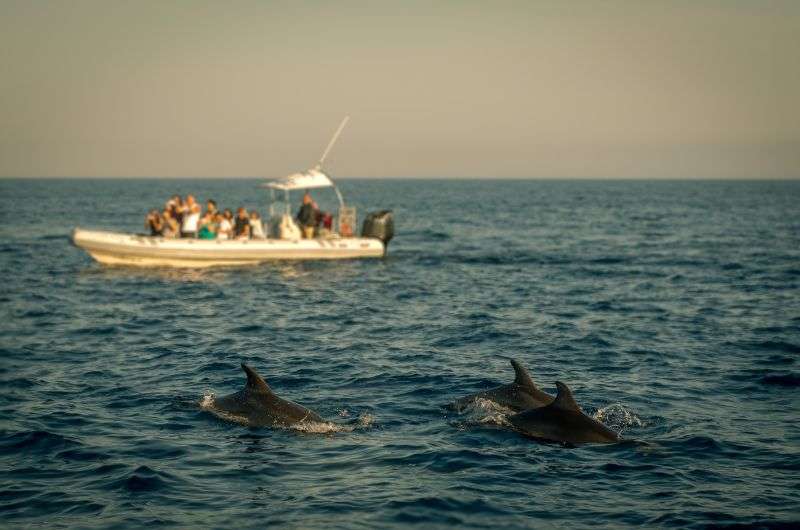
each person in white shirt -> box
[216,211,233,240]
[181,194,201,238]
[249,210,265,239]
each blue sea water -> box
[1,178,799,529]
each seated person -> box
[233,207,251,239]
[145,209,164,236]
[198,212,217,239]
[318,212,333,237]
[217,211,233,240]
[170,195,185,225]
[161,209,180,238]
[249,210,265,239]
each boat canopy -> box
[261,116,350,213]
[263,168,334,191]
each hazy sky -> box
[1,1,798,178]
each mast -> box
[316,116,350,170]
[315,116,349,209]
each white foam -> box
[199,392,215,409]
[593,403,645,434]
[291,420,342,434]
[293,411,375,434]
[357,412,374,428]
[456,397,515,427]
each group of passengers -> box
[145,195,265,240]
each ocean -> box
[1,178,799,529]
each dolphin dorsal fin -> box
[552,381,581,411]
[241,363,273,394]
[510,359,537,390]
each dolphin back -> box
[509,381,619,444]
[211,364,324,428]
[448,359,553,413]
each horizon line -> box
[2,175,799,181]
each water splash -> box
[454,397,515,428]
[356,412,375,428]
[290,420,343,434]
[199,392,215,409]
[593,403,645,434]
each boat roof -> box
[263,168,334,191]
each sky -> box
[1,0,798,179]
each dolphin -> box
[210,363,324,427]
[508,381,620,445]
[449,359,554,413]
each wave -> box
[112,465,175,494]
[0,430,79,456]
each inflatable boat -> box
[71,225,390,267]
[71,117,394,267]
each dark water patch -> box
[387,496,508,521]
[0,430,79,455]
[577,333,613,348]
[588,256,630,265]
[70,324,120,336]
[704,522,800,529]
[0,489,39,503]
[412,229,451,241]
[432,328,519,347]
[4,377,36,389]
[232,324,265,333]
[721,262,744,270]
[122,317,166,330]
[57,448,109,462]
[759,373,800,387]
[757,457,800,472]
[90,463,129,476]
[751,341,800,355]
[601,462,659,474]
[1,494,105,519]
[760,355,797,365]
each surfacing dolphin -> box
[449,359,554,413]
[508,381,620,445]
[210,363,324,427]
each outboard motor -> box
[361,210,394,249]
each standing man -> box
[296,192,316,239]
[181,195,201,238]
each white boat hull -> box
[72,229,386,267]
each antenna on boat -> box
[316,116,350,170]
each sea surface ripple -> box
[1,178,799,529]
